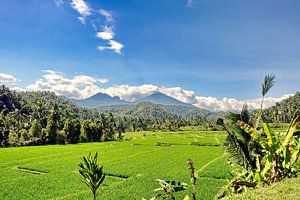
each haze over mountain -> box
[73,92,194,108]
[72,93,128,107]
[137,92,193,107]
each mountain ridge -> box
[72,91,194,108]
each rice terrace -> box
[0,129,230,200]
[1,0,300,200]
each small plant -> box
[144,159,198,200]
[187,159,197,200]
[78,152,105,200]
[146,179,188,200]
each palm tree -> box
[78,152,105,200]
[221,75,276,171]
[255,74,275,128]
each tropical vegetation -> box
[218,75,300,196]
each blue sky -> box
[0,0,299,111]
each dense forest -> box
[258,92,300,123]
[0,85,210,147]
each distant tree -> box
[0,115,9,147]
[56,130,66,144]
[20,129,29,142]
[81,120,93,142]
[28,119,42,138]
[97,113,107,142]
[116,119,125,140]
[45,118,57,144]
[63,119,80,144]
[106,113,116,141]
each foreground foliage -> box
[219,75,300,196]
[223,175,300,200]
[145,159,198,200]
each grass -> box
[0,129,230,200]
[223,176,300,200]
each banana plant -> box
[221,74,300,194]
[237,114,300,185]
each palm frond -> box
[223,122,253,170]
[262,74,275,97]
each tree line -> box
[0,85,210,147]
[251,91,300,123]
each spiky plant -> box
[78,152,105,200]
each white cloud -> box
[77,16,86,24]
[96,26,115,40]
[72,75,97,85]
[0,73,17,83]
[65,0,124,54]
[27,79,53,91]
[26,70,109,99]
[98,40,124,54]
[99,9,113,22]
[101,84,159,102]
[194,95,293,112]
[20,70,292,111]
[98,78,108,83]
[159,87,196,104]
[70,0,92,23]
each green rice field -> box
[0,129,230,200]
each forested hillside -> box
[98,102,211,118]
[261,92,300,123]
[0,85,119,146]
[0,85,212,147]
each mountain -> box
[73,93,129,108]
[72,92,193,108]
[137,92,193,107]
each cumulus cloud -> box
[194,95,293,112]
[96,26,115,40]
[101,84,159,102]
[159,87,196,104]
[98,40,124,54]
[26,70,108,99]
[0,73,17,83]
[20,70,292,111]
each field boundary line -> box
[196,154,226,174]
